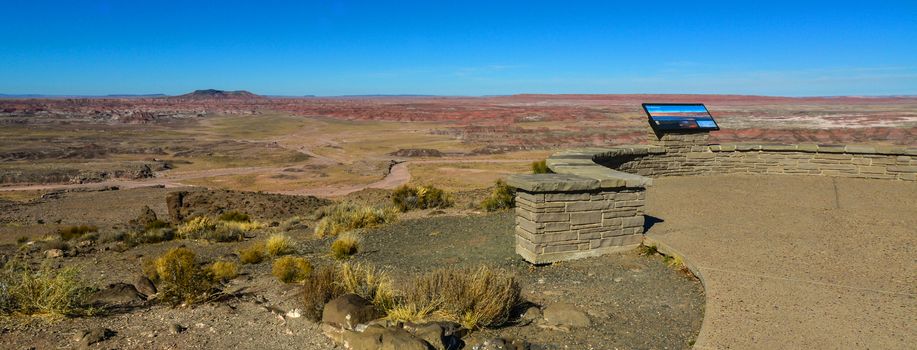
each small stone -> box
[322,294,383,330]
[286,308,301,319]
[613,277,623,283]
[169,323,185,334]
[45,249,64,259]
[542,303,591,328]
[133,275,157,298]
[473,338,529,350]
[521,306,542,321]
[76,327,116,347]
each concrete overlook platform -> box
[646,175,916,349]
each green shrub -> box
[131,228,176,245]
[330,232,361,260]
[218,211,251,223]
[388,266,521,330]
[272,256,312,283]
[392,185,453,212]
[209,260,240,282]
[532,159,553,174]
[480,179,515,212]
[57,225,98,241]
[0,261,95,317]
[149,248,214,305]
[238,242,266,264]
[143,219,171,231]
[314,203,397,238]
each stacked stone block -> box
[507,174,648,264]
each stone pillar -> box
[507,174,646,264]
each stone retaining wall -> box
[602,143,917,181]
[508,132,917,264]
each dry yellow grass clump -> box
[177,215,265,242]
[272,256,312,283]
[330,232,361,260]
[265,233,294,256]
[315,203,396,238]
[209,260,240,282]
[480,179,515,212]
[387,266,521,330]
[300,262,395,321]
[391,185,453,212]
[0,262,95,317]
[146,247,214,305]
[238,241,267,264]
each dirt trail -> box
[0,159,532,198]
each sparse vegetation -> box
[57,225,98,241]
[337,262,395,312]
[532,159,553,174]
[272,256,312,283]
[637,244,658,256]
[177,216,263,242]
[265,233,294,256]
[218,211,251,222]
[238,242,267,264]
[0,261,95,317]
[391,184,453,212]
[387,265,521,330]
[147,247,214,305]
[480,179,515,212]
[299,262,395,320]
[330,232,361,260]
[314,203,396,238]
[301,265,344,321]
[209,260,240,282]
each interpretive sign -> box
[643,103,719,132]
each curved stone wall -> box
[557,143,917,181]
[510,140,916,264]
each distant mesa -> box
[174,89,267,100]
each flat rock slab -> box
[542,303,591,328]
[645,175,917,349]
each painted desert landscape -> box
[1,91,915,349]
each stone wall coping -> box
[709,143,917,156]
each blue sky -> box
[1,1,915,96]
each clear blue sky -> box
[2,1,915,96]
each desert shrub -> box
[16,236,29,245]
[149,248,214,305]
[208,260,240,282]
[143,219,171,231]
[218,211,250,223]
[337,262,395,312]
[480,179,515,212]
[0,261,95,317]
[532,159,553,174]
[280,216,309,231]
[131,227,176,245]
[314,203,397,238]
[176,217,218,238]
[176,216,259,242]
[272,256,312,283]
[238,242,267,264]
[57,225,98,241]
[301,265,344,321]
[299,262,395,320]
[265,234,294,257]
[330,232,361,260]
[388,266,521,330]
[392,185,454,212]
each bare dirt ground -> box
[0,188,702,350]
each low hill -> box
[173,89,267,100]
